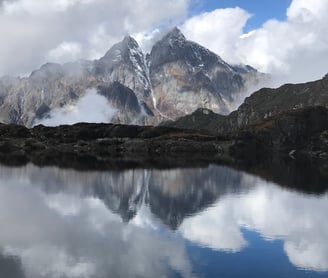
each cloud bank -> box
[182,0,328,84]
[0,0,327,86]
[35,89,117,126]
[0,0,189,75]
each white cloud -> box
[181,7,251,65]
[179,203,247,252]
[47,41,82,63]
[132,28,164,53]
[0,0,189,76]
[182,0,328,84]
[35,89,117,126]
[0,0,327,95]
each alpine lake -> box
[0,160,327,278]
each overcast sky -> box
[0,0,327,84]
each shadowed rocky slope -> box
[167,74,328,134]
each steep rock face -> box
[0,36,153,126]
[97,82,152,124]
[0,28,264,126]
[235,74,328,128]
[94,36,155,113]
[247,106,328,150]
[149,28,261,119]
[0,62,97,126]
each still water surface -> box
[0,164,327,278]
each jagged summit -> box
[119,35,141,55]
[100,35,142,64]
[162,27,186,45]
[30,62,64,81]
[122,34,137,44]
[0,27,265,126]
[231,64,257,74]
[94,34,150,90]
[149,27,188,69]
[149,26,229,71]
[93,34,153,113]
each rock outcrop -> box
[0,121,233,171]
[234,74,328,129]
[0,105,327,175]
[229,106,328,162]
[167,74,328,134]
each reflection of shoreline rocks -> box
[0,107,327,164]
[0,106,327,193]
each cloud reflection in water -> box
[0,164,326,277]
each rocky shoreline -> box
[0,121,232,168]
[0,106,327,191]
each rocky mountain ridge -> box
[167,74,328,134]
[0,28,264,127]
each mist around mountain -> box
[0,28,265,127]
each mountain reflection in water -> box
[0,164,327,278]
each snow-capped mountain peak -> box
[165,27,187,46]
[0,27,265,126]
